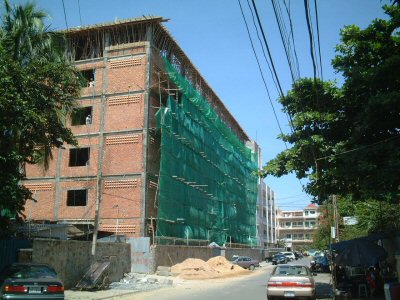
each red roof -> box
[305,203,317,209]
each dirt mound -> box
[171,256,249,279]
[206,256,248,274]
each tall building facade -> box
[256,181,277,248]
[276,204,319,250]
[22,17,259,245]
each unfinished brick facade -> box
[22,17,253,240]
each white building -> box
[276,204,319,250]
[257,181,277,248]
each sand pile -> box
[171,256,249,279]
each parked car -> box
[232,256,260,270]
[271,254,288,265]
[267,265,317,300]
[0,263,64,299]
[279,251,296,261]
[310,255,330,273]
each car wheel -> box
[249,264,255,271]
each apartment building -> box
[22,17,259,246]
[276,204,319,250]
[256,182,277,248]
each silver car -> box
[267,265,316,300]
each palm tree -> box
[1,0,66,65]
[0,0,81,222]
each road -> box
[118,257,333,300]
[65,257,332,299]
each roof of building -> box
[305,203,317,209]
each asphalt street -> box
[117,257,333,300]
[65,257,333,300]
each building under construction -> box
[23,17,259,246]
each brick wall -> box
[22,41,150,237]
[102,134,143,175]
[24,149,58,178]
[23,183,56,221]
[105,93,145,131]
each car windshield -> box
[273,266,310,276]
[7,265,57,279]
[274,254,285,258]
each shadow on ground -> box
[316,281,332,299]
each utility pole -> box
[91,172,102,260]
[333,195,339,242]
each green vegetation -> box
[0,1,80,222]
[312,197,400,247]
[263,4,400,204]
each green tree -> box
[263,4,400,203]
[311,205,331,249]
[0,1,80,221]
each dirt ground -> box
[65,257,264,300]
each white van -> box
[279,251,296,261]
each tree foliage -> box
[0,1,80,220]
[263,5,400,203]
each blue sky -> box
[7,0,391,209]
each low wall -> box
[32,239,130,289]
[151,244,263,273]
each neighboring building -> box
[256,181,277,248]
[22,17,259,246]
[276,204,319,250]
[250,141,277,249]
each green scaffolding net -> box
[155,58,259,246]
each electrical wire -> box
[246,0,280,97]
[283,0,301,79]
[271,0,296,82]
[61,0,68,29]
[248,0,314,197]
[314,0,323,81]
[77,0,83,26]
[316,135,400,161]
[304,0,317,83]
[237,0,287,147]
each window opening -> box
[79,69,95,87]
[67,189,87,206]
[71,106,93,126]
[69,147,90,166]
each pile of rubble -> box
[109,272,173,292]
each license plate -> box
[284,291,295,297]
[29,286,42,293]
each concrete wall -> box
[151,245,264,273]
[32,239,130,289]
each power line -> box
[314,0,323,81]
[316,135,400,161]
[271,0,294,82]
[251,0,286,103]
[303,0,317,82]
[237,0,286,146]
[283,0,301,79]
[271,0,299,82]
[245,0,280,97]
[250,0,297,138]
[61,0,68,29]
[77,0,83,26]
